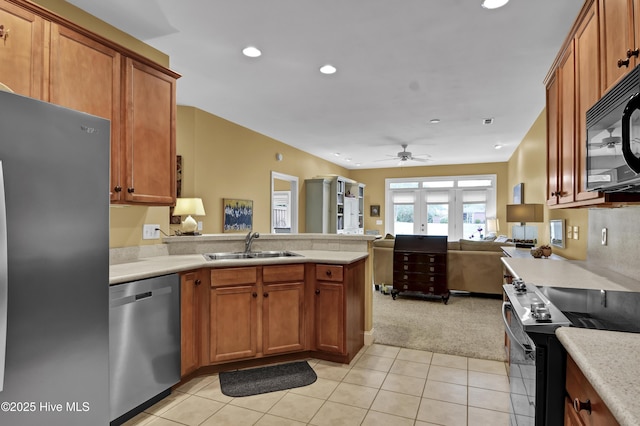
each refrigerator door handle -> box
[0,161,7,392]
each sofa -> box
[372,236,514,295]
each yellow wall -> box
[351,163,510,236]
[175,107,350,234]
[506,110,588,260]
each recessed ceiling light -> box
[242,46,262,58]
[334,152,341,157]
[320,64,337,75]
[483,118,494,125]
[494,144,503,149]
[430,118,441,124]
[481,0,509,9]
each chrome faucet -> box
[244,231,260,253]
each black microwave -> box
[586,65,640,192]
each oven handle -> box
[502,302,534,356]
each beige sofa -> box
[372,237,514,295]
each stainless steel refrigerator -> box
[0,91,110,425]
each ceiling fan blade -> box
[410,157,431,162]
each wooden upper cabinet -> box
[0,0,44,98]
[575,4,605,202]
[546,73,560,206]
[120,58,176,205]
[559,43,576,204]
[49,24,122,201]
[599,0,637,94]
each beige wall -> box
[506,110,588,260]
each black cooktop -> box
[563,311,640,333]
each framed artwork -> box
[513,183,524,204]
[223,198,253,232]
[370,204,380,217]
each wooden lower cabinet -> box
[209,264,306,363]
[180,269,208,377]
[565,353,618,425]
[314,261,365,362]
[262,265,305,355]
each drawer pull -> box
[315,289,320,295]
[573,398,591,414]
[325,270,332,277]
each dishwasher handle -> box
[135,291,152,301]
[502,302,534,357]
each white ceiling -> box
[67,0,583,169]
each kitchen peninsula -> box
[110,233,375,379]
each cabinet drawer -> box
[394,252,446,264]
[316,264,343,282]
[210,267,257,287]
[565,354,617,426]
[395,262,446,274]
[263,264,305,283]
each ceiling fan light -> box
[481,0,509,9]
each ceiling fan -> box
[589,128,621,150]
[377,144,432,163]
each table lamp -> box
[173,198,206,235]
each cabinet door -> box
[547,73,561,206]
[0,0,44,98]
[559,42,576,204]
[210,284,258,362]
[314,281,344,354]
[122,58,176,205]
[575,3,605,203]
[263,282,305,355]
[599,0,635,93]
[49,24,121,201]
[180,271,200,376]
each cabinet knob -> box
[627,48,640,58]
[573,398,591,414]
[325,270,332,277]
[113,185,122,193]
[315,289,320,295]
[195,279,201,286]
[0,25,8,42]
[127,187,135,193]
[618,58,631,68]
[263,292,269,298]
[252,292,258,298]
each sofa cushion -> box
[373,238,395,248]
[459,239,512,252]
[447,241,460,250]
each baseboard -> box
[364,328,374,346]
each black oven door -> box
[502,302,536,425]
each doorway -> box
[271,171,299,233]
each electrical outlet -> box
[142,224,160,240]
[573,226,579,240]
[602,228,608,245]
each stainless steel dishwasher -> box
[109,274,180,425]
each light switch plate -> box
[601,228,608,245]
[142,224,160,240]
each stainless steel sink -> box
[203,251,300,260]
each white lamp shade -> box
[173,198,206,216]
[486,218,499,233]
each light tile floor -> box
[123,344,511,426]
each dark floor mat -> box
[219,361,317,397]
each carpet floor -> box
[373,290,507,361]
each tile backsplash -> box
[588,206,640,280]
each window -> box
[386,175,496,240]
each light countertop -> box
[501,257,640,292]
[109,250,368,285]
[557,327,640,426]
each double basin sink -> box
[203,251,301,261]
